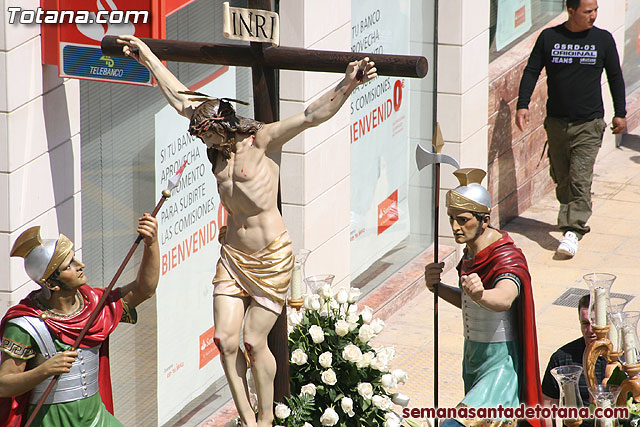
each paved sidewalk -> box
[193,132,640,425]
[374,132,640,412]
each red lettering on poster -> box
[161,219,218,275]
[377,190,399,235]
[393,80,403,112]
[514,6,526,27]
[199,325,219,369]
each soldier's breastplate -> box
[29,346,101,404]
[7,316,101,404]
[462,293,517,342]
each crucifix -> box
[101,0,427,421]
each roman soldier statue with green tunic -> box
[424,168,543,427]
[0,214,159,427]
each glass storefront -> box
[489,0,564,62]
[349,0,435,297]
[623,0,640,94]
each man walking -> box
[516,0,626,257]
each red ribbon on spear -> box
[24,160,188,427]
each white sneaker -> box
[556,231,579,257]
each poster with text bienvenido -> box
[350,1,410,280]
[154,69,234,425]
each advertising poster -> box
[154,69,235,425]
[350,1,410,279]
[495,0,532,51]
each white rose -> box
[381,395,393,409]
[329,298,340,311]
[300,383,317,396]
[321,284,333,299]
[291,348,308,365]
[309,325,325,343]
[335,288,348,304]
[346,311,359,324]
[381,373,397,390]
[392,369,408,384]
[341,396,355,417]
[369,356,387,371]
[348,288,361,303]
[321,368,337,385]
[356,351,374,368]
[360,306,373,324]
[335,319,350,337]
[357,382,373,400]
[348,304,358,314]
[384,417,401,427]
[391,392,410,407]
[348,321,358,332]
[303,424,313,427]
[371,318,385,334]
[342,344,363,363]
[358,324,375,343]
[319,307,330,317]
[372,395,386,409]
[275,403,291,419]
[375,346,395,366]
[305,294,321,311]
[320,407,340,426]
[319,351,333,368]
[288,309,303,326]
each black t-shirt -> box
[541,336,607,405]
[517,23,626,121]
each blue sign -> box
[61,43,152,85]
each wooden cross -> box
[101,0,427,403]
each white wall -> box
[0,1,82,315]
[436,0,490,253]
[279,0,352,289]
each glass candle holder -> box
[588,385,621,427]
[611,311,640,366]
[551,365,584,409]
[295,249,311,294]
[584,273,617,328]
[305,274,335,295]
[607,297,630,353]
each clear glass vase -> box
[611,311,640,366]
[607,297,630,353]
[294,249,311,295]
[589,385,621,427]
[305,274,335,295]
[551,365,584,411]
[584,273,617,328]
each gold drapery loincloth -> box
[213,227,294,314]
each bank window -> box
[490,0,564,62]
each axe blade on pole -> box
[415,122,459,420]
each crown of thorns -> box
[179,91,250,135]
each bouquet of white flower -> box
[274,284,410,426]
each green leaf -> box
[607,366,629,386]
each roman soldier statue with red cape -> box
[424,168,543,427]
[0,214,159,427]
